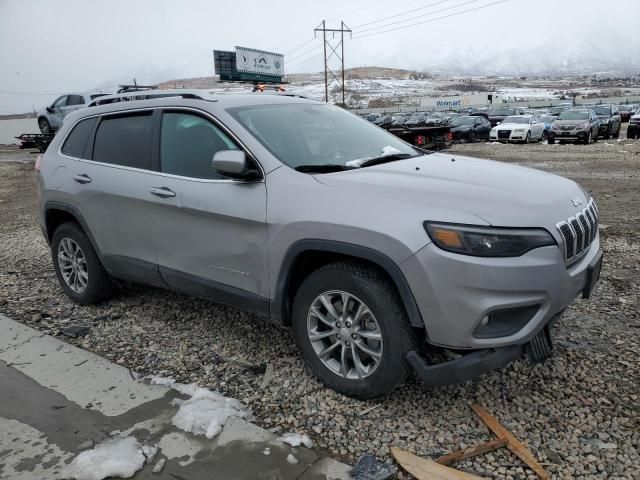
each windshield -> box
[539,115,555,122]
[594,106,611,115]
[502,116,529,124]
[489,109,514,116]
[450,117,476,126]
[228,103,417,169]
[558,111,589,120]
[618,106,630,111]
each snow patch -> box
[66,436,145,480]
[381,145,402,156]
[277,432,314,449]
[286,453,299,464]
[145,376,251,440]
[171,386,249,439]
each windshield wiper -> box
[294,164,356,173]
[356,153,417,168]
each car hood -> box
[554,120,588,127]
[495,122,529,129]
[313,153,587,228]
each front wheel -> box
[585,130,592,144]
[38,118,52,134]
[525,131,531,143]
[548,137,555,144]
[292,262,417,399]
[51,222,115,305]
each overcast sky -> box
[1,0,639,114]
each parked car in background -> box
[627,111,640,139]
[374,114,393,129]
[538,114,556,138]
[449,115,491,142]
[593,105,621,139]
[390,113,410,128]
[404,113,427,128]
[549,105,570,117]
[487,107,525,126]
[37,93,107,134]
[425,112,446,126]
[617,105,633,122]
[37,90,603,398]
[489,115,545,143]
[548,109,600,144]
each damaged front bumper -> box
[406,321,556,387]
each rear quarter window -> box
[61,117,98,158]
[92,112,153,169]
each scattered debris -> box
[65,436,145,480]
[286,453,299,464]
[263,447,271,456]
[436,438,507,466]
[470,403,550,480]
[142,444,158,463]
[259,363,274,390]
[60,325,90,338]
[358,404,381,417]
[392,447,485,480]
[351,453,395,480]
[277,432,314,449]
[151,457,166,474]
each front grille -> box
[498,130,511,139]
[556,198,599,263]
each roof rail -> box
[87,90,209,107]
[117,84,158,93]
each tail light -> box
[447,132,453,141]
[35,154,43,173]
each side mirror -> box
[46,106,54,113]
[212,150,259,180]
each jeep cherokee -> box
[37,90,603,399]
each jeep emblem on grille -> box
[571,197,583,207]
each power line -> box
[284,37,316,56]
[352,0,509,39]
[352,0,451,29]
[356,0,483,35]
[286,42,322,65]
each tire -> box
[525,131,531,143]
[548,137,555,144]
[291,262,417,399]
[584,130,592,145]
[604,126,611,139]
[468,131,476,143]
[612,127,619,139]
[592,128,598,142]
[38,118,52,134]
[51,222,115,305]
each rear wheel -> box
[292,262,417,399]
[38,118,51,134]
[51,222,115,305]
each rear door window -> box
[160,112,239,179]
[61,117,97,158]
[92,112,153,169]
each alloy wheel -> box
[307,290,383,379]
[39,119,50,134]
[57,237,88,293]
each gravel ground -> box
[1,133,639,479]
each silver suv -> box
[37,90,603,398]
[37,93,106,134]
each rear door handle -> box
[73,174,92,184]
[149,186,176,198]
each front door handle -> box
[149,186,176,198]
[73,174,92,184]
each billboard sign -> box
[420,94,491,109]
[235,46,284,77]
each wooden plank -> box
[391,447,487,480]
[470,404,550,480]
[436,439,508,466]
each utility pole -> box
[314,21,351,105]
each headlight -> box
[514,128,525,133]
[424,223,556,257]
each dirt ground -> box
[0,131,638,479]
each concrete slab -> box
[0,314,350,479]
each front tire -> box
[38,118,52,134]
[51,222,115,305]
[292,262,417,399]
[525,131,531,143]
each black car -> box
[448,115,491,142]
[404,113,427,128]
[593,105,621,139]
[374,114,393,129]
[487,107,525,126]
